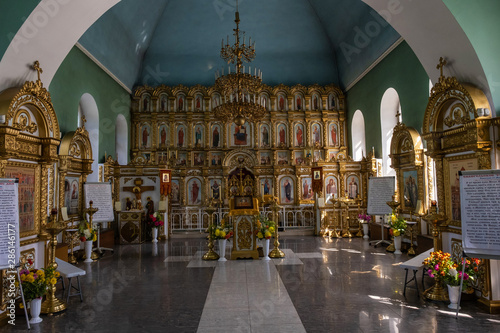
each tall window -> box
[79,93,99,182]
[116,114,128,165]
[380,88,401,176]
[351,110,366,161]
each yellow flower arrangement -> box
[254,214,276,239]
[19,264,59,301]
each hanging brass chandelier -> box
[214,4,265,126]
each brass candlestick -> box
[339,195,355,238]
[385,196,400,253]
[423,204,449,301]
[406,209,417,256]
[84,201,99,261]
[202,199,219,260]
[65,229,79,264]
[355,197,363,237]
[41,211,67,314]
[329,197,341,238]
[269,197,285,258]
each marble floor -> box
[5,236,500,332]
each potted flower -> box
[358,213,371,239]
[148,211,164,243]
[78,220,97,263]
[254,215,276,260]
[19,263,60,324]
[210,222,233,261]
[423,251,482,309]
[388,213,406,254]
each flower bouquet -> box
[388,213,406,237]
[210,222,233,240]
[19,265,60,301]
[423,251,481,288]
[78,220,97,242]
[358,213,371,223]
[254,214,276,240]
[148,211,164,228]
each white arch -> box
[351,110,366,161]
[80,93,99,181]
[115,114,128,165]
[0,0,118,92]
[380,88,401,176]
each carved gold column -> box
[39,163,50,241]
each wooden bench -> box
[55,258,86,302]
[400,248,433,296]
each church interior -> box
[1,0,500,332]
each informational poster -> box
[367,176,395,215]
[460,170,500,259]
[84,182,114,223]
[0,179,20,269]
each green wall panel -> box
[346,41,429,159]
[0,0,40,59]
[49,46,131,163]
[443,0,500,114]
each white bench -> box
[55,258,86,302]
[400,248,433,296]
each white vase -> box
[29,298,43,324]
[362,223,369,240]
[152,228,158,243]
[394,235,402,254]
[218,239,227,262]
[263,238,271,261]
[447,285,461,309]
[84,240,93,263]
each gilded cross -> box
[81,115,87,129]
[33,61,43,82]
[436,57,447,78]
[395,109,401,124]
[238,168,245,194]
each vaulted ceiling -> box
[77,0,400,90]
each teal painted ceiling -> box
[78,0,401,90]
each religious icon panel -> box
[176,124,187,148]
[295,94,303,110]
[177,95,185,111]
[230,123,251,147]
[171,179,180,204]
[279,177,294,205]
[260,152,272,165]
[301,177,313,201]
[211,124,222,148]
[324,175,338,201]
[140,123,152,149]
[176,152,187,166]
[276,122,287,146]
[64,176,80,215]
[260,123,270,147]
[209,178,222,200]
[294,151,305,165]
[294,123,305,147]
[158,124,169,147]
[402,170,419,211]
[311,122,322,146]
[328,122,338,147]
[186,178,202,205]
[210,152,223,166]
[346,175,359,199]
[260,177,273,197]
[446,157,478,221]
[194,94,203,111]
[159,94,168,112]
[192,152,205,166]
[277,151,289,165]
[193,124,205,147]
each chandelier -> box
[214,4,265,126]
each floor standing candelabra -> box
[202,200,219,260]
[269,197,285,258]
[423,204,449,301]
[355,197,363,237]
[84,201,99,261]
[385,197,401,253]
[41,211,67,314]
[328,197,341,238]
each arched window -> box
[79,93,99,182]
[380,88,401,176]
[115,114,128,165]
[351,110,366,161]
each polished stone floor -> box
[5,236,500,332]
